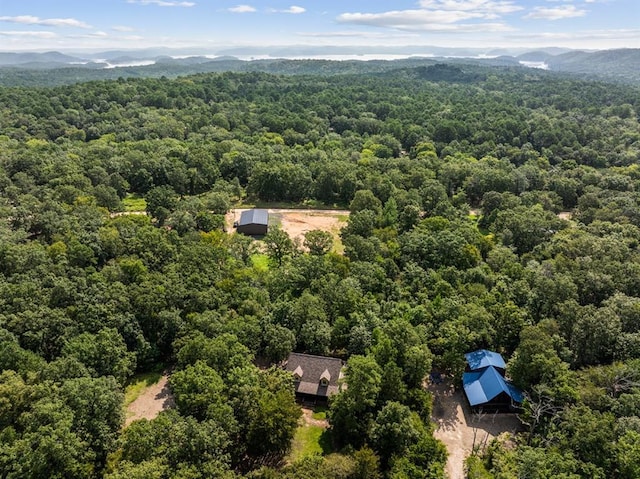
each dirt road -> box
[429,380,522,479]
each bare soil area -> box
[429,380,522,479]
[301,407,329,428]
[125,372,174,426]
[278,210,348,246]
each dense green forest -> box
[0,64,640,478]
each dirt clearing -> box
[301,406,329,428]
[276,210,348,247]
[125,372,174,426]
[429,380,522,479]
[226,208,349,251]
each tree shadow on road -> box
[429,379,461,432]
[155,377,175,409]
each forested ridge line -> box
[1,50,638,87]
[0,67,640,478]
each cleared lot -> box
[226,208,349,251]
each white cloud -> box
[524,5,587,20]
[338,10,514,32]
[338,9,505,29]
[426,22,514,32]
[282,6,306,14]
[0,15,91,28]
[339,10,479,27]
[127,0,195,6]
[228,5,256,13]
[418,0,523,14]
[269,5,306,14]
[337,1,523,32]
[0,30,57,38]
[69,31,110,39]
[112,26,135,32]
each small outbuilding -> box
[462,349,523,411]
[235,209,269,236]
[284,352,343,402]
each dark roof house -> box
[284,352,343,401]
[236,209,268,236]
[462,349,523,411]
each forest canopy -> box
[0,63,639,478]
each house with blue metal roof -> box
[462,349,523,411]
[235,209,269,236]
[464,349,506,373]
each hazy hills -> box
[0,47,638,86]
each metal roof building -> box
[464,349,506,372]
[236,209,269,236]
[463,365,523,408]
[462,349,523,411]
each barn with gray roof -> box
[235,209,269,236]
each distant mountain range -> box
[0,47,638,85]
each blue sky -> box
[0,0,638,52]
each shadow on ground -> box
[155,379,175,410]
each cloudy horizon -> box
[0,0,638,53]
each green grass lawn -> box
[311,407,328,421]
[288,405,333,462]
[326,224,345,255]
[289,424,332,462]
[124,369,164,407]
[122,194,147,212]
